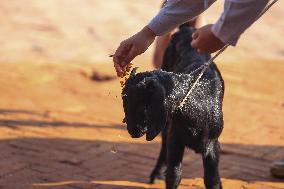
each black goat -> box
[121,26,224,189]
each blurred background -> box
[0,1,283,189]
[1,0,283,63]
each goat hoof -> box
[206,183,222,189]
[149,177,163,184]
[149,172,166,184]
[149,176,164,184]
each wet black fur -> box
[122,26,224,189]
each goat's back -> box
[161,26,225,141]
[162,26,224,95]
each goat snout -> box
[127,124,147,138]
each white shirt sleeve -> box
[148,0,216,36]
[212,0,269,46]
[148,0,269,46]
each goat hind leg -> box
[202,140,222,189]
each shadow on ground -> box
[0,137,283,189]
[0,108,123,130]
[0,108,283,188]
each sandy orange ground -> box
[0,59,283,189]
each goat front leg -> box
[166,135,185,189]
[150,130,168,183]
[202,140,222,189]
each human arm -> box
[113,0,270,76]
[113,26,156,77]
[114,0,212,76]
[192,0,269,53]
[148,0,216,36]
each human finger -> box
[115,41,127,57]
[114,41,131,65]
[113,55,120,65]
[191,37,199,49]
[126,64,132,72]
[113,55,125,77]
[192,31,199,40]
[123,46,138,65]
[121,61,128,74]
[114,62,124,77]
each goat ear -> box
[145,81,167,141]
[137,77,155,89]
[130,67,139,78]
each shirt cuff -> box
[148,15,165,36]
[211,21,239,46]
[148,11,178,36]
[211,0,269,46]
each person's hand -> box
[113,26,156,77]
[191,24,225,54]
